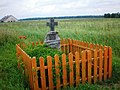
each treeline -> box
[20,15,103,21]
[104,12,120,18]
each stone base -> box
[44,31,60,49]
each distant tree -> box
[104,14,107,18]
[114,14,119,18]
[111,13,115,18]
[104,12,120,18]
[104,13,110,18]
[108,14,110,18]
[116,12,120,18]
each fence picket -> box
[95,44,99,50]
[31,57,39,90]
[82,51,86,84]
[62,39,65,53]
[82,41,85,47]
[22,51,27,75]
[25,54,33,90]
[73,40,76,53]
[89,43,94,57]
[22,52,27,76]
[94,49,98,83]
[100,45,103,50]
[90,43,94,49]
[68,39,72,53]
[87,50,92,84]
[47,56,54,90]
[72,40,75,55]
[69,53,74,86]
[28,57,34,90]
[108,47,112,78]
[75,52,80,86]
[78,41,82,58]
[26,54,29,76]
[75,40,77,53]
[39,57,47,90]
[85,42,87,47]
[25,54,30,79]
[104,46,108,80]
[67,42,69,54]
[99,49,103,81]
[65,39,67,54]
[77,40,79,51]
[55,55,61,89]
[81,42,84,51]
[62,54,67,87]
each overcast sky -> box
[0,0,120,19]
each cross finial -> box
[47,18,58,31]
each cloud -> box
[0,0,120,19]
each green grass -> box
[0,43,29,90]
[0,18,120,90]
[24,44,63,66]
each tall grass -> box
[0,18,120,90]
[56,18,120,57]
[0,43,30,90]
[0,29,29,89]
[0,30,20,46]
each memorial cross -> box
[47,18,58,31]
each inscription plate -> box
[49,34,56,40]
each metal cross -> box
[47,18,58,31]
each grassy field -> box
[0,18,120,90]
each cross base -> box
[44,31,60,49]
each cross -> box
[47,18,58,31]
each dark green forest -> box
[20,15,103,21]
[19,12,120,21]
[104,12,120,18]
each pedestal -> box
[44,31,60,49]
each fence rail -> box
[16,39,112,90]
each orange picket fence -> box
[16,39,112,90]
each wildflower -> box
[40,42,43,44]
[36,42,39,45]
[32,42,34,46]
[19,36,26,39]
[17,52,20,55]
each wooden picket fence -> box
[16,39,112,90]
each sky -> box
[0,0,120,19]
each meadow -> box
[0,18,120,90]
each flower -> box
[19,36,26,39]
